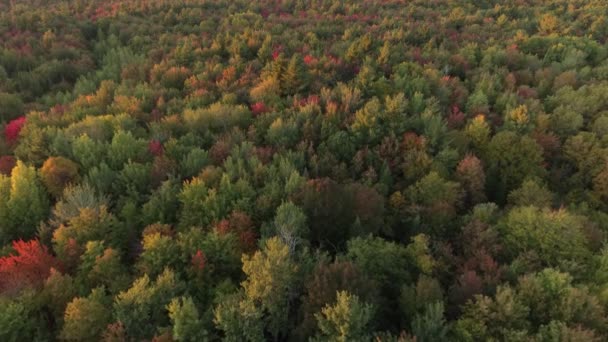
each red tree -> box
[4,116,26,145]
[148,139,164,156]
[250,102,269,116]
[0,239,62,295]
[191,250,207,273]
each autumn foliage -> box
[0,239,62,295]
[4,116,26,145]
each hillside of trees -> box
[2,0,608,340]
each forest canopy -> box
[2,0,608,341]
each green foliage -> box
[2,1,608,340]
[0,92,24,122]
[267,201,308,253]
[60,288,112,341]
[486,132,545,204]
[500,206,591,269]
[313,290,375,342]
[412,302,449,342]
[0,161,49,243]
[241,237,299,339]
[114,268,185,340]
[167,296,209,342]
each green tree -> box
[282,54,308,95]
[215,237,299,341]
[499,206,591,269]
[0,92,24,122]
[313,291,375,342]
[507,179,553,208]
[268,201,308,254]
[114,268,185,340]
[60,288,112,341]
[241,237,299,339]
[167,296,209,341]
[485,131,545,204]
[412,302,449,342]
[405,171,463,236]
[1,161,49,243]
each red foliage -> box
[447,105,466,129]
[4,116,26,145]
[250,102,269,116]
[214,211,257,253]
[272,45,283,60]
[303,54,317,65]
[148,139,164,156]
[0,155,16,175]
[0,239,62,295]
[191,250,207,272]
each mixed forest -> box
[2,0,608,340]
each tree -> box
[215,237,299,341]
[453,286,530,341]
[507,179,553,208]
[42,269,77,322]
[60,288,112,341]
[52,206,123,261]
[456,154,486,205]
[400,275,443,325]
[0,297,40,342]
[517,268,605,329]
[464,115,490,151]
[539,14,559,35]
[4,116,26,145]
[51,183,108,227]
[346,235,416,330]
[241,237,299,340]
[500,207,591,269]
[213,293,264,342]
[40,156,79,197]
[108,130,147,169]
[411,302,448,342]
[114,268,185,340]
[485,131,545,204]
[0,92,24,122]
[268,201,308,254]
[297,260,376,340]
[282,54,308,95]
[292,178,355,249]
[137,229,181,278]
[0,239,61,295]
[167,296,209,341]
[1,161,49,243]
[78,241,129,293]
[504,105,531,133]
[405,171,463,236]
[313,291,375,342]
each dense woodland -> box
[1,0,608,340]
